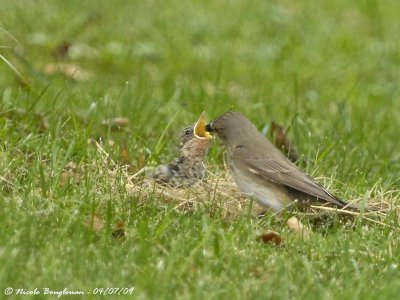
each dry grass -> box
[95,141,399,230]
[127,169,266,218]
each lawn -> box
[1,0,400,299]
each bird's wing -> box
[243,156,346,206]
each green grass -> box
[1,0,400,299]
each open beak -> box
[194,111,213,140]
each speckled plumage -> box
[150,124,212,187]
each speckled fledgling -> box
[149,112,213,187]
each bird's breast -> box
[228,159,291,211]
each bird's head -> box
[205,111,256,145]
[178,111,213,159]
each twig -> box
[310,205,399,231]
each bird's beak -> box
[194,111,213,140]
[205,123,214,132]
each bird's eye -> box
[185,129,191,136]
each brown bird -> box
[205,111,351,211]
[149,112,213,187]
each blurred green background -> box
[1,0,399,184]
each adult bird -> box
[205,111,352,211]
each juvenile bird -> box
[205,111,351,211]
[149,112,213,187]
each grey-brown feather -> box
[212,111,349,209]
